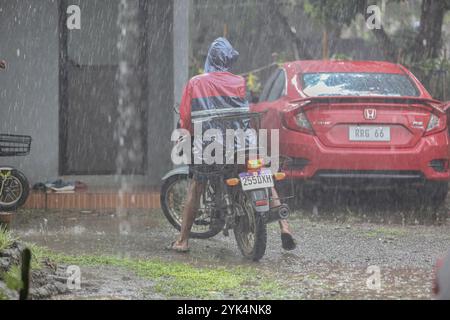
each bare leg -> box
[270,187,293,235]
[279,219,292,234]
[271,187,297,250]
[171,180,203,251]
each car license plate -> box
[239,169,274,191]
[349,126,390,142]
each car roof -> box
[284,60,406,75]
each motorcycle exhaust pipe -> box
[265,204,290,223]
[278,205,290,219]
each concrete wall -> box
[0,0,60,184]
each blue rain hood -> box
[204,37,239,73]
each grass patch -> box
[0,227,17,252]
[0,228,20,299]
[0,228,22,294]
[0,289,9,300]
[25,243,52,270]
[30,245,291,299]
[2,265,22,292]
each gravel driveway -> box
[10,192,450,300]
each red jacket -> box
[179,72,248,133]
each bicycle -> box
[0,134,32,211]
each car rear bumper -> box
[305,170,426,189]
[280,128,450,183]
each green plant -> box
[0,289,8,300]
[2,265,23,292]
[0,227,17,252]
[246,73,262,94]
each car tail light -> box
[282,101,314,134]
[425,113,446,136]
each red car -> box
[252,60,450,208]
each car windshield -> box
[302,72,420,97]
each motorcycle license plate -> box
[239,169,274,191]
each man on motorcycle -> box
[168,38,297,253]
[0,60,6,70]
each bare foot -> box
[166,240,190,253]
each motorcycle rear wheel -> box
[234,195,267,262]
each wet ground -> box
[9,191,450,300]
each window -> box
[260,69,286,102]
[260,70,280,102]
[267,70,286,102]
[302,73,420,97]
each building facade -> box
[0,0,189,187]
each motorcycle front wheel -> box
[160,174,224,239]
[234,194,267,262]
[0,169,30,211]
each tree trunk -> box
[410,0,447,89]
[411,0,447,63]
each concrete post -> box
[173,0,190,129]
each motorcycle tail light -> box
[255,200,269,207]
[247,159,264,170]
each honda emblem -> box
[364,109,377,120]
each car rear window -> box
[302,72,420,97]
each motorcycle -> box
[160,112,291,261]
[0,134,32,211]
